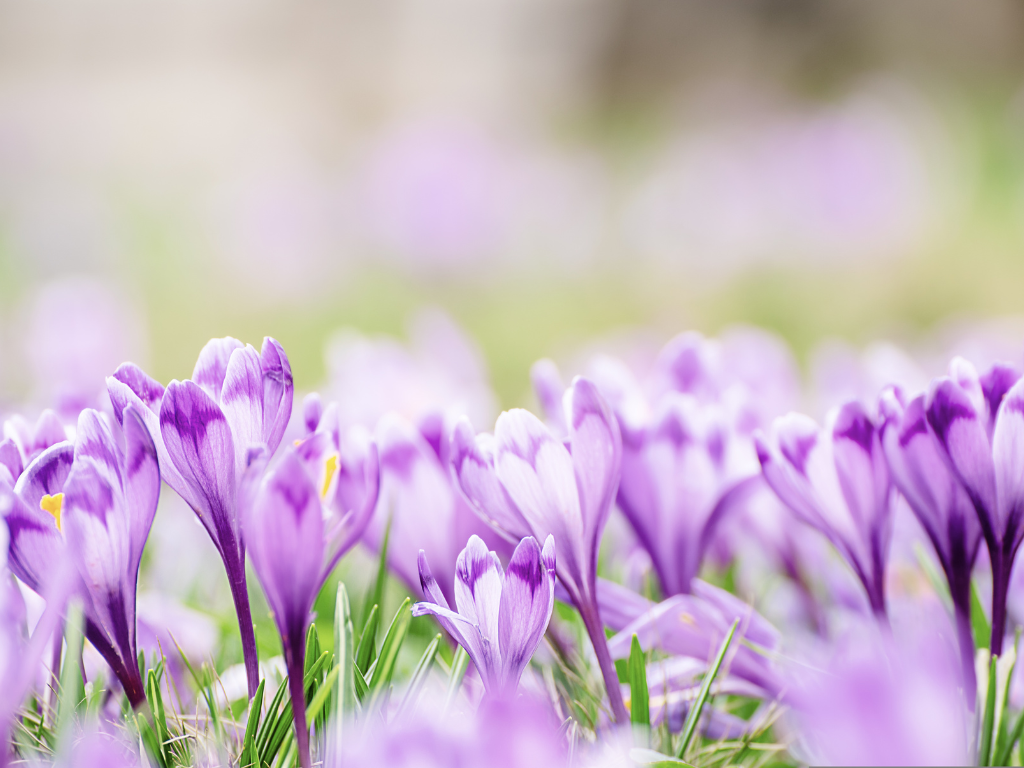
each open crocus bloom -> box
[756,401,893,617]
[4,406,159,707]
[413,534,555,698]
[107,336,293,698]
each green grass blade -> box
[354,667,369,702]
[973,581,991,651]
[366,598,412,713]
[256,675,291,758]
[676,619,739,760]
[629,634,651,745]
[144,668,170,766]
[305,664,342,726]
[355,604,380,676]
[55,600,85,745]
[397,634,441,720]
[443,645,469,715]
[365,516,392,627]
[980,654,999,766]
[240,678,265,768]
[304,624,321,678]
[329,582,356,759]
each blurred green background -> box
[1,0,1023,408]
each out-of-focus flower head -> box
[334,691,567,767]
[413,534,555,697]
[757,401,893,617]
[323,307,497,434]
[788,604,970,766]
[366,412,505,606]
[18,277,147,418]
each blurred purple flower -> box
[19,277,147,418]
[4,406,158,708]
[789,609,970,766]
[366,413,504,606]
[880,387,981,691]
[922,357,1024,655]
[107,336,294,698]
[606,579,781,697]
[413,534,555,698]
[756,401,893,617]
[336,691,567,767]
[450,377,630,722]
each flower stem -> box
[579,602,629,724]
[227,562,260,700]
[285,642,311,768]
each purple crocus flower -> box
[366,413,504,607]
[3,406,159,707]
[107,336,293,698]
[923,357,1024,655]
[756,401,892,617]
[616,395,762,596]
[879,387,981,691]
[450,377,630,722]
[413,534,555,698]
[241,446,325,768]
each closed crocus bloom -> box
[107,336,293,698]
[451,377,630,722]
[879,388,981,692]
[242,447,324,768]
[756,401,892,617]
[413,534,555,697]
[617,393,761,596]
[4,406,159,708]
[924,358,1024,656]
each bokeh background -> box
[2,0,1024,411]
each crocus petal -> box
[450,418,529,541]
[927,377,997,530]
[831,402,889,538]
[220,345,266,478]
[62,459,133,655]
[494,408,587,598]
[414,549,475,655]
[565,377,622,569]
[245,448,324,642]
[993,377,1024,546]
[4,490,64,593]
[160,380,237,553]
[530,359,567,434]
[120,405,160,579]
[108,363,165,419]
[322,428,379,577]
[0,439,23,481]
[302,392,323,434]
[192,337,245,402]
[14,441,74,512]
[453,535,504,649]
[259,337,294,454]
[981,364,1021,431]
[498,535,555,692]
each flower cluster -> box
[0,317,1020,768]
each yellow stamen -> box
[293,439,303,447]
[40,493,63,531]
[322,454,338,499]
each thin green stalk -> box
[676,620,739,761]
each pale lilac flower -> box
[335,691,567,767]
[242,446,326,768]
[789,608,970,766]
[450,377,630,722]
[757,402,893,616]
[413,534,555,697]
[0,410,69,485]
[880,387,981,690]
[367,413,504,606]
[923,357,1024,655]
[4,406,158,707]
[107,336,293,698]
